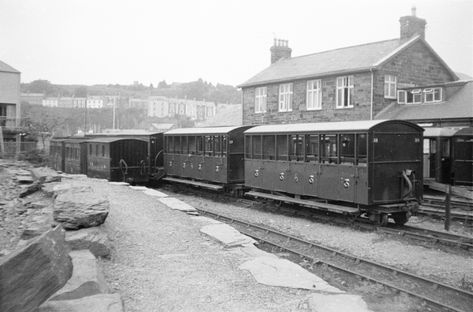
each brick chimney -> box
[399,6,427,41]
[270,39,292,64]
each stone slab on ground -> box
[158,196,197,212]
[0,226,73,312]
[200,223,256,247]
[50,250,109,301]
[108,182,129,186]
[128,185,148,191]
[142,188,168,197]
[66,227,111,258]
[240,256,344,293]
[30,167,62,183]
[53,189,109,230]
[39,294,123,312]
[190,215,222,225]
[305,293,373,312]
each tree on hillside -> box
[157,80,169,89]
[23,79,56,95]
[74,86,88,97]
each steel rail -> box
[197,208,473,312]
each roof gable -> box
[0,60,20,73]
[238,35,458,88]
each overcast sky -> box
[1,0,471,86]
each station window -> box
[320,134,338,164]
[424,88,442,103]
[305,134,319,162]
[263,135,275,160]
[205,136,213,156]
[245,136,251,159]
[340,134,355,164]
[252,135,262,159]
[196,136,204,155]
[188,136,196,154]
[356,134,367,165]
[289,135,304,161]
[276,135,288,160]
[336,76,354,108]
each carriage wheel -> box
[392,212,409,226]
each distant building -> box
[86,96,104,109]
[128,98,149,109]
[42,97,59,107]
[58,97,74,108]
[147,97,216,121]
[73,97,87,108]
[0,59,22,156]
[21,93,44,105]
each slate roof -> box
[375,81,473,121]
[0,60,20,73]
[238,35,457,88]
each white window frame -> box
[255,87,267,113]
[278,83,293,112]
[410,89,422,104]
[306,79,322,110]
[336,76,354,108]
[424,87,442,103]
[384,75,397,99]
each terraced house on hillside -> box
[238,8,470,126]
[0,59,21,157]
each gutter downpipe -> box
[370,68,374,120]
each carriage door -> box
[337,134,356,203]
[423,138,437,180]
[439,138,452,183]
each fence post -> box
[445,185,451,231]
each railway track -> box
[418,205,473,224]
[423,195,473,211]
[161,183,473,252]
[197,208,473,312]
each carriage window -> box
[289,135,304,161]
[188,136,196,154]
[245,136,251,159]
[340,134,355,164]
[214,136,222,157]
[102,145,105,157]
[196,136,204,155]
[168,137,175,153]
[263,135,275,160]
[181,136,188,154]
[305,134,319,162]
[252,135,262,159]
[89,144,92,155]
[276,135,288,160]
[95,144,99,156]
[205,136,213,156]
[176,136,183,154]
[423,139,430,154]
[356,133,367,165]
[222,136,227,157]
[441,139,450,157]
[321,134,338,163]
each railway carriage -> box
[86,137,149,183]
[49,138,67,172]
[423,127,473,186]
[163,126,252,191]
[63,138,88,174]
[244,120,424,225]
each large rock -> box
[53,189,109,230]
[39,294,123,312]
[66,227,111,258]
[49,250,109,301]
[0,226,73,312]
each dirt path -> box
[100,184,318,312]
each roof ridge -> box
[282,38,400,62]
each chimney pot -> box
[270,38,292,64]
[399,8,426,41]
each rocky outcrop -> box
[0,226,73,312]
[49,250,109,301]
[38,294,123,312]
[66,227,111,258]
[53,189,109,230]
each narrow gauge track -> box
[423,195,473,211]
[378,225,473,251]
[197,208,473,312]
[417,205,473,225]
[160,183,473,252]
